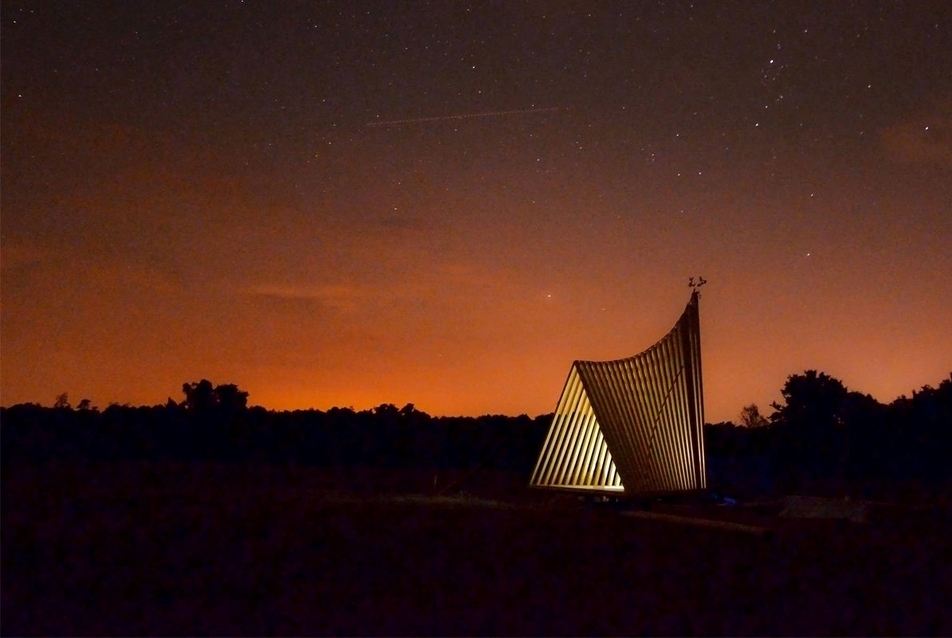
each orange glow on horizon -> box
[3,5,950,421]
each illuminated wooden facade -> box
[529,292,706,495]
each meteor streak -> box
[366,106,563,127]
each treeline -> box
[2,372,950,489]
[0,380,548,474]
[705,370,952,488]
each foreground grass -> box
[3,463,952,636]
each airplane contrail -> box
[366,106,563,127]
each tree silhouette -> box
[770,370,850,479]
[214,383,249,411]
[180,380,248,412]
[771,370,848,429]
[182,380,217,412]
[739,403,769,428]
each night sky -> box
[2,1,950,421]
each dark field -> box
[4,463,952,636]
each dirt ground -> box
[4,463,952,636]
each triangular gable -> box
[529,365,624,491]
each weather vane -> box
[688,276,708,296]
